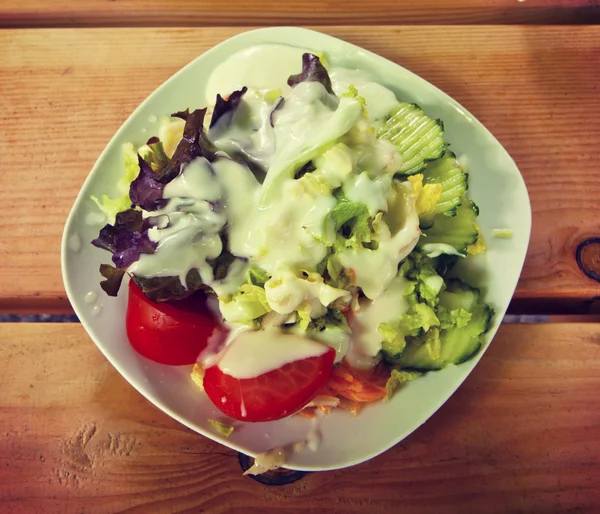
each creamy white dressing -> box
[308,325,349,364]
[123,43,426,379]
[306,412,322,451]
[67,233,82,253]
[202,323,250,369]
[84,291,97,304]
[347,276,408,369]
[329,67,399,126]
[342,172,391,216]
[231,177,333,275]
[338,182,420,299]
[129,157,257,294]
[216,330,329,379]
[206,44,311,106]
[264,269,349,316]
[158,118,185,158]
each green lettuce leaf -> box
[306,308,351,352]
[91,143,139,224]
[208,419,234,438]
[219,284,271,324]
[384,369,423,401]
[436,306,472,330]
[400,252,445,308]
[379,301,439,361]
[247,266,270,288]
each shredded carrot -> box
[297,408,317,419]
[299,361,391,418]
[337,397,363,416]
[325,360,391,403]
[318,405,332,415]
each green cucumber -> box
[423,150,468,216]
[397,280,492,370]
[418,198,479,254]
[378,103,447,176]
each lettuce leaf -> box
[287,53,334,95]
[138,137,169,174]
[264,270,350,315]
[98,264,126,297]
[208,419,234,438]
[327,194,373,251]
[401,252,445,308]
[407,174,442,216]
[91,209,157,269]
[129,155,167,211]
[157,108,218,183]
[90,194,132,226]
[131,268,206,302]
[436,306,472,330]
[219,284,271,324]
[210,87,248,128]
[91,143,139,224]
[326,253,353,290]
[269,96,285,127]
[340,84,367,117]
[384,369,423,401]
[246,266,270,288]
[296,302,312,331]
[379,301,439,361]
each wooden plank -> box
[1,26,600,313]
[1,322,599,512]
[0,0,597,28]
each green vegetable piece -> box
[247,266,270,288]
[422,150,468,216]
[219,284,272,324]
[208,419,234,438]
[384,369,423,401]
[378,102,446,175]
[418,198,479,253]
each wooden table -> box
[1,5,600,512]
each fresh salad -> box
[91,45,492,428]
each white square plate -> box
[62,27,531,471]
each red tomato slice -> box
[203,347,336,422]
[126,280,227,365]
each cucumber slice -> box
[418,198,479,254]
[423,150,468,216]
[438,278,479,312]
[397,281,492,370]
[378,103,447,176]
[440,303,491,364]
[396,327,444,371]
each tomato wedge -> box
[203,348,336,422]
[126,280,226,365]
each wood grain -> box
[1,27,600,313]
[1,322,599,513]
[1,0,598,28]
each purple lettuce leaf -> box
[129,155,167,212]
[99,264,126,297]
[131,269,206,302]
[269,97,285,128]
[210,87,248,128]
[288,53,333,95]
[157,108,219,183]
[91,208,157,270]
[143,136,169,173]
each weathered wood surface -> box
[1,323,599,512]
[1,0,598,28]
[1,26,599,312]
